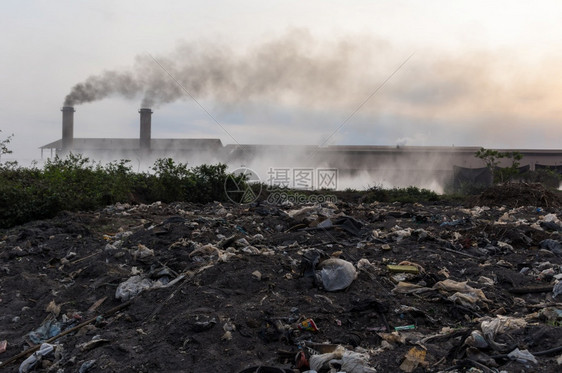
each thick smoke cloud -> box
[64,71,142,106]
[64,30,562,131]
[63,31,394,108]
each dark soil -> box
[1,193,561,372]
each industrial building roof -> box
[40,138,224,150]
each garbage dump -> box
[0,184,561,372]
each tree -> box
[475,147,523,184]
[0,130,13,162]
[475,148,502,183]
[496,151,523,183]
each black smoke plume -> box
[63,31,395,108]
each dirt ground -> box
[1,185,562,372]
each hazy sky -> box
[2,0,562,163]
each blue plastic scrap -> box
[79,359,97,373]
[28,320,62,344]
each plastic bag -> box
[317,258,357,291]
[434,279,488,302]
[19,343,54,373]
[309,345,345,371]
[480,316,527,351]
[507,348,537,364]
[115,275,153,301]
[540,239,562,255]
[28,320,62,344]
[341,349,378,373]
[553,282,562,298]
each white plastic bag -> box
[19,343,54,373]
[115,275,153,301]
[317,258,357,291]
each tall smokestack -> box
[139,108,152,152]
[61,106,75,152]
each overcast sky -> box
[2,0,562,164]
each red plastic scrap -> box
[297,318,319,332]
[295,350,309,370]
[0,340,7,354]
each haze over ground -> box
[2,1,562,166]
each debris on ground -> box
[1,184,562,372]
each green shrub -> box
[519,169,561,188]
[363,186,439,203]
[0,165,59,227]
[0,154,239,228]
[188,164,230,203]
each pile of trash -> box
[0,193,561,372]
[473,182,562,208]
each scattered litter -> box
[464,330,488,349]
[440,218,470,227]
[19,343,54,373]
[508,347,538,365]
[394,325,415,331]
[28,320,62,344]
[387,264,419,274]
[480,315,527,351]
[392,281,433,295]
[297,318,319,332]
[2,189,562,372]
[540,239,562,256]
[77,337,110,351]
[132,243,154,259]
[433,279,489,305]
[477,276,495,286]
[45,300,60,316]
[317,258,357,291]
[115,275,153,301]
[399,347,427,372]
[554,282,562,298]
[308,345,376,373]
[78,359,97,373]
[114,272,185,302]
[251,270,262,281]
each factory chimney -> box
[61,106,75,152]
[139,108,152,153]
